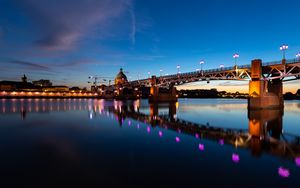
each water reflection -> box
[1,98,300,186]
[1,98,299,163]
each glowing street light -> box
[199,60,204,71]
[147,71,151,78]
[220,64,224,69]
[233,53,239,66]
[296,52,300,61]
[176,65,180,74]
[280,44,288,59]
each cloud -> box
[128,5,136,45]
[4,59,51,71]
[19,0,132,51]
[218,81,248,86]
[58,59,122,67]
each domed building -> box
[115,68,128,85]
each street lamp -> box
[233,53,239,66]
[199,60,204,71]
[280,44,288,59]
[147,71,151,78]
[296,52,300,61]
[220,64,224,69]
[176,65,180,74]
[160,69,163,77]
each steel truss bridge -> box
[129,59,300,87]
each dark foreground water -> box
[0,98,300,187]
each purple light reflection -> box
[195,133,199,139]
[295,157,300,167]
[219,139,224,146]
[158,131,163,137]
[137,123,140,129]
[198,143,205,151]
[128,120,131,126]
[175,137,180,142]
[232,153,240,163]
[278,167,290,178]
[147,126,151,133]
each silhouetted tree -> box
[284,92,295,100]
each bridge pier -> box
[148,76,178,103]
[248,59,283,109]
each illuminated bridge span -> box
[107,103,300,161]
[131,59,300,86]
[127,59,300,108]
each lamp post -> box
[176,65,180,74]
[199,60,204,71]
[220,64,224,70]
[233,53,239,66]
[280,44,288,60]
[296,52,300,61]
[160,69,163,77]
[148,71,151,78]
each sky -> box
[0,0,300,93]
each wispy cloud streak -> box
[19,0,132,51]
[5,60,51,71]
[128,5,136,45]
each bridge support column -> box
[148,76,178,103]
[248,59,283,109]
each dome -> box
[115,68,128,85]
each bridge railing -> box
[262,60,282,66]
[129,58,300,84]
[165,58,299,79]
[263,58,299,66]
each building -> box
[0,75,38,91]
[32,79,53,87]
[43,86,69,92]
[114,68,128,85]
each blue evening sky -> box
[0,0,300,92]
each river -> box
[0,98,299,187]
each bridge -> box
[131,59,300,86]
[125,58,300,108]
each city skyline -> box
[1,0,300,93]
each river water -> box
[0,98,299,187]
